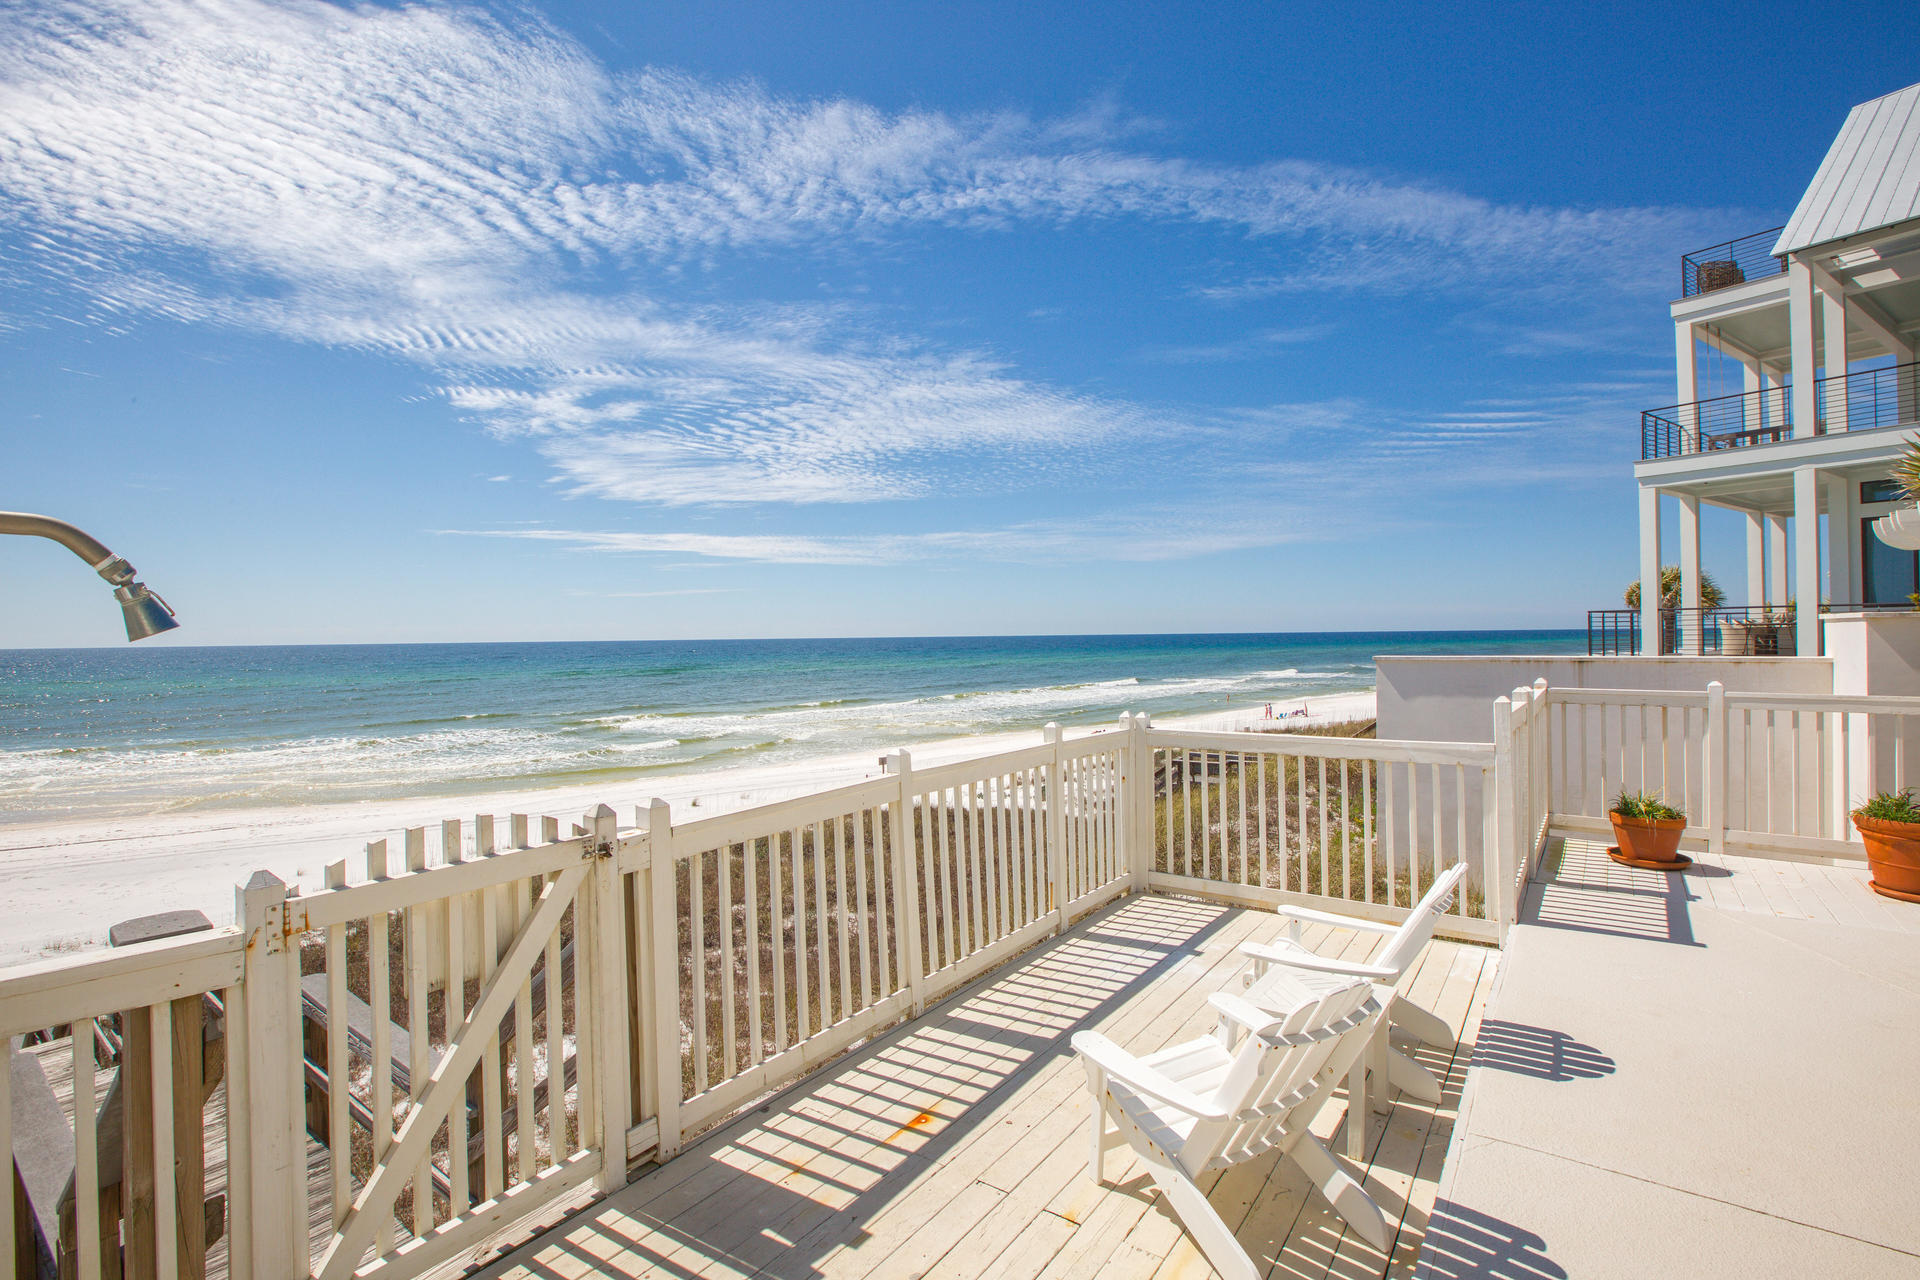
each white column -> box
[1767,515,1789,605]
[1677,492,1702,654]
[1826,473,1856,606]
[1675,319,1698,403]
[1742,360,1761,435]
[1639,485,1662,655]
[1794,467,1822,655]
[1675,319,1699,446]
[1746,510,1766,606]
[1789,258,1817,439]
[1822,284,1850,431]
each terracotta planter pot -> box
[1608,813,1686,866]
[1852,814,1920,901]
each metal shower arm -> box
[0,510,137,585]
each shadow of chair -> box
[1416,1201,1568,1279]
[1471,1020,1615,1082]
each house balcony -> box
[1640,359,1920,460]
[1679,226,1788,298]
[1586,603,1915,656]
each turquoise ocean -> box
[0,632,1583,821]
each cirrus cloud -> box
[0,0,1721,520]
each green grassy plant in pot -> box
[1608,791,1688,869]
[1851,790,1920,903]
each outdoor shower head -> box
[115,579,180,640]
[0,511,181,641]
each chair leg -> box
[1369,1018,1393,1114]
[1343,1057,1368,1156]
[1387,1046,1442,1104]
[1288,1134,1390,1251]
[1387,993,1452,1048]
[1088,1099,1110,1185]
[1143,1156,1262,1280]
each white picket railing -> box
[0,708,1518,1280]
[1520,682,1920,861]
[1141,725,1503,943]
[1537,687,1712,840]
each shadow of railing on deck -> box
[1524,840,1705,947]
[1472,1020,1615,1082]
[1418,1202,1568,1279]
[477,894,1236,1280]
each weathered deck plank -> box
[479,894,1493,1280]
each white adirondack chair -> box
[1071,972,1388,1280]
[1238,861,1468,1119]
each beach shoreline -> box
[0,690,1373,965]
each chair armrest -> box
[1209,992,1377,1049]
[1274,905,1399,934]
[1070,1032,1230,1120]
[1207,992,1292,1039]
[1239,940,1398,980]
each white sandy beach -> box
[0,690,1373,965]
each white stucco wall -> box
[1375,655,1836,746]
[1823,614,1920,807]
[1825,613,1920,697]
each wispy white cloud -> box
[1137,324,1337,364]
[564,587,741,598]
[0,0,1717,527]
[446,508,1323,566]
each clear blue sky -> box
[3,0,1915,646]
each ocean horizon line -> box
[0,625,1586,655]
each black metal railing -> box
[1680,227,1787,298]
[1641,384,1792,458]
[1815,360,1920,436]
[1819,601,1919,613]
[1588,606,1801,656]
[1641,360,1920,460]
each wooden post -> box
[170,992,207,1280]
[236,871,304,1280]
[1126,714,1154,891]
[121,1001,157,1280]
[625,810,654,1149]
[883,752,926,1016]
[1533,679,1550,841]
[1490,697,1515,940]
[643,799,681,1160]
[1515,685,1538,885]
[1045,724,1067,933]
[586,805,632,1193]
[1705,681,1728,856]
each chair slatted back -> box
[1180,976,1376,1172]
[1372,862,1469,976]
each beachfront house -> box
[5,85,1919,1280]
[1627,79,1920,660]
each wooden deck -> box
[479,893,1499,1280]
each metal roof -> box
[1775,81,1920,256]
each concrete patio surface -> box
[1418,837,1920,1279]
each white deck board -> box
[477,894,1496,1280]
